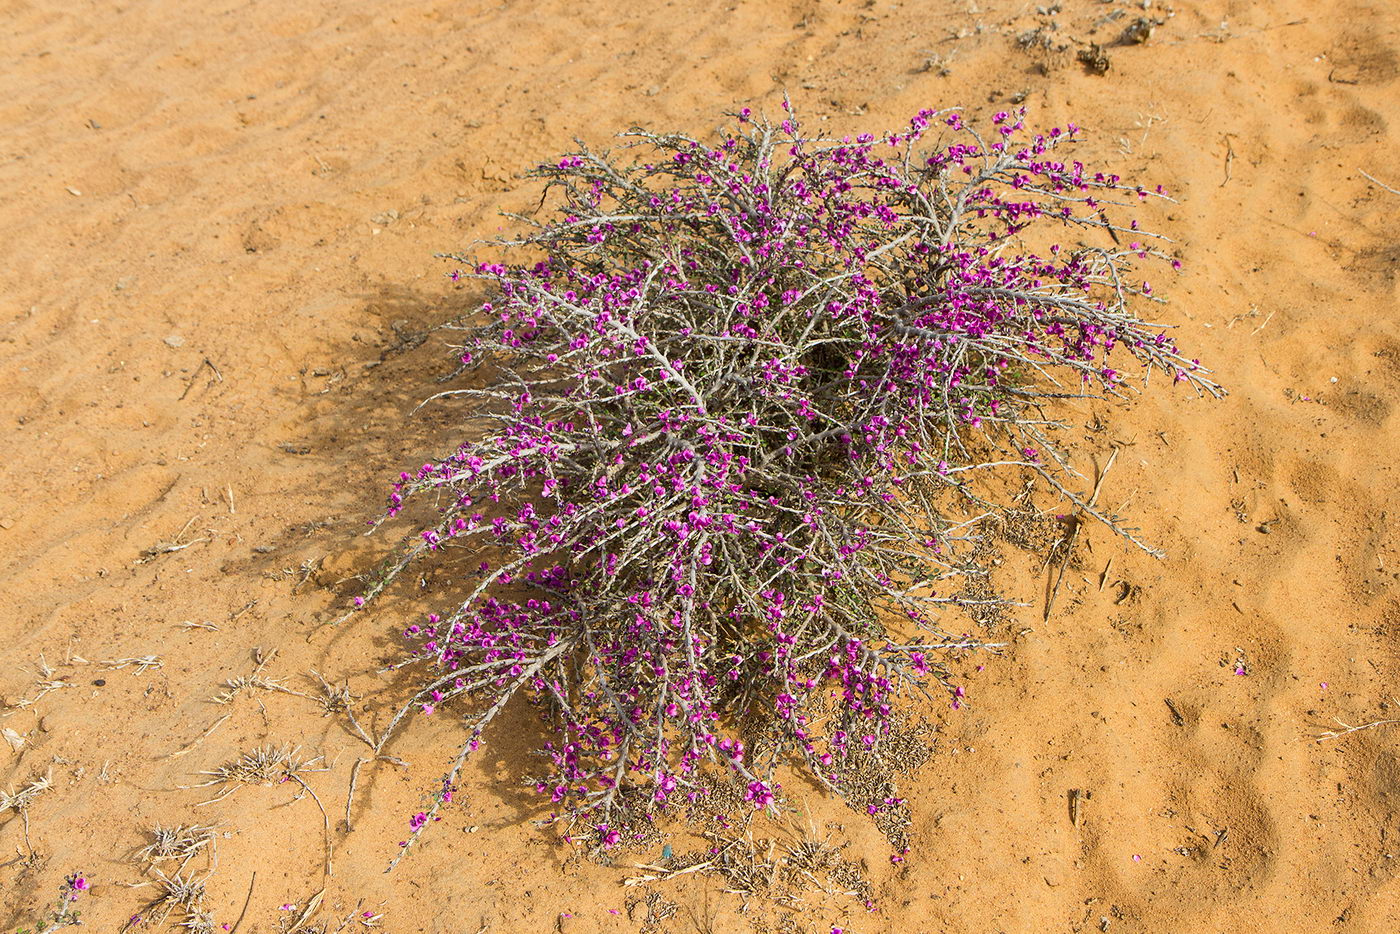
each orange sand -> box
[3,0,1399,930]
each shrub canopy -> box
[366,104,1217,859]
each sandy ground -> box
[2,0,1399,930]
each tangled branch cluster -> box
[360,103,1218,861]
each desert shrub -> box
[355,102,1219,861]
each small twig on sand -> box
[99,655,164,674]
[341,699,378,750]
[345,757,367,832]
[229,600,258,622]
[1,771,52,858]
[138,516,210,564]
[1317,700,1400,741]
[289,774,333,876]
[1220,135,1235,187]
[1045,447,1118,620]
[167,714,233,759]
[344,753,407,832]
[1360,170,1400,196]
[624,857,718,887]
[228,872,256,934]
[179,358,225,401]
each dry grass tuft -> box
[191,745,326,805]
[308,670,355,716]
[209,649,308,706]
[187,745,334,875]
[0,769,51,812]
[138,823,220,867]
[130,867,218,934]
[125,822,224,934]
